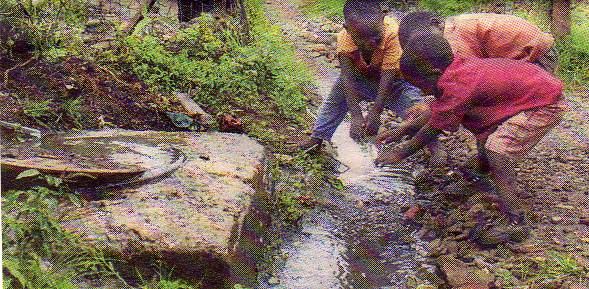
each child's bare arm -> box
[376,106,431,146]
[339,55,369,139]
[375,123,442,165]
[365,70,400,135]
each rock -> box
[175,92,215,127]
[580,218,589,226]
[551,215,563,223]
[218,114,244,133]
[61,130,267,287]
[307,43,328,52]
[437,255,494,288]
[267,277,280,285]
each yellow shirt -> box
[444,13,555,62]
[336,16,402,77]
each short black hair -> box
[343,0,383,25]
[400,30,454,80]
[399,11,444,47]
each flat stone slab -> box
[42,130,267,286]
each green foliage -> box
[556,4,589,89]
[270,150,336,224]
[120,12,312,123]
[23,99,53,119]
[417,0,496,16]
[0,0,88,60]
[61,97,84,128]
[2,171,124,288]
[300,0,345,20]
[495,252,589,288]
[512,1,551,31]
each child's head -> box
[399,11,444,47]
[343,0,385,52]
[400,31,453,95]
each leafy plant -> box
[61,97,84,128]
[0,0,88,60]
[2,170,125,288]
[23,99,53,120]
[120,10,313,125]
[497,252,589,288]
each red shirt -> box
[428,57,564,140]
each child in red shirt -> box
[375,31,567,223]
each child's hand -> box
[364,110,382,136]
[404,102,430,122]
[374,146,403,166]
[376,125,408,147]
[375,129,393,148]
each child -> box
[299,0,423,150]
[398,12,558,72]
[375,31,567,223]
[377,11,558,146]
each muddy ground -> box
[0,51,181,131]
[266,0,589,287]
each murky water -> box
[265,121,432,289]
[262,35,432,287]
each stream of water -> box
[265,122,432,288]
[264,74,433,288]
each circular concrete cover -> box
[1,131,184,185]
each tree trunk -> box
[177,0,239,22]
[550,0,572,40]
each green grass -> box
[23,99,53,119]
[2,170,123,288]
[300,0,345,20]
[556,3,589,90]
[495,252,589,288]
[2,170,198,288]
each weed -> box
[0,0,88,60]
[61,97,84,128]
[497,252,589,288]
[23,99,53,120]
[300,0,345,20]
[120,11,313,124]
[2,170,127,288]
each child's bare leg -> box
[486,150,527,222]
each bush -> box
[2,170,123,288]
[556,4,589,89]
[121,10,313,123]
[0,0,88,60]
